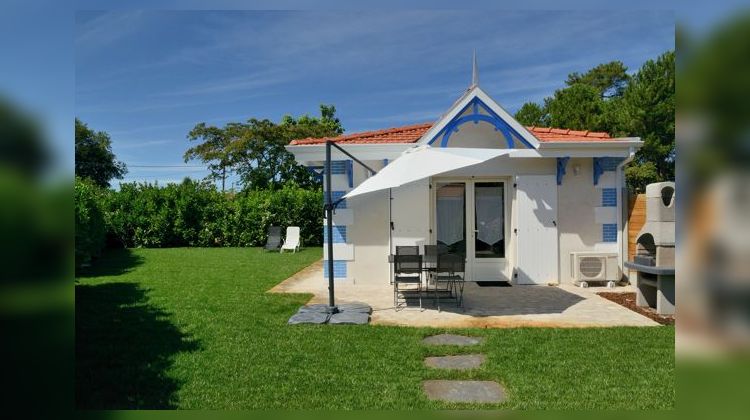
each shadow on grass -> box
[76,248,144,278]
[75,282,199,409]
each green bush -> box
[74,177,106,269]
[100,180,323,249]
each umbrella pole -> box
[325,141,337,314]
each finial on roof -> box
[471,49,479,88]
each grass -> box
[75,247,675,409]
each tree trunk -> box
[221,166,226,192]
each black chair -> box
[434,253,465,310]
[393,254,422,310]
[423,245,447,279]
[264,226,282,251]
[395,245,419,255]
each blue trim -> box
[323,260,347,278]
[593,157,624,185]
[306,165,324,182]
[593,157,605,185]
[602,223,617,243]
[329,160,347,175]
[326,191,347,209]
[602,188,617,207]
[346,160,353,188]
[556,157,570,186]
[427,97,535,149]
[323,225,347,243]
[382,159,389,167]
[599,157,623,171]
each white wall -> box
[557,158,617,283]
[344,156,621,286]
[346,160,391,285]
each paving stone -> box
[422,380,505,403]
[328,311,370,325]
[424,354,485,370]
[337,302,372,314]
[287,311,330,325]
[422,334,484,346]
[297,304,332,313]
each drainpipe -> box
[616,147,636,281]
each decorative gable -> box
[417,86,540,150]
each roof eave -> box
[537,137,643,148]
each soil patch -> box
[597,292,674,325]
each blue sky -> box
[75,10,674,187]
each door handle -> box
[552,220,557,227]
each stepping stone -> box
[328,311,370,325]
[287,311,330,325]
[422,334,484,346]
[297,304,331,313]
[424,354,485,370]
[422,380,505,403]
[337,302,372,314]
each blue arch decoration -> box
[427,97,535,149]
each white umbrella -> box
[344,146,513,199]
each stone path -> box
[421,334,505,404]
[422,333,484,346]
[287,302,371,325]
[424,354,485,370]
[423,380,505,403]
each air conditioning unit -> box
[570,252,619,288]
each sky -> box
[74,10,675,187]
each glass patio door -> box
[434,180,509,281]
[470,181,509,281]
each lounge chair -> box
[280,226,301,253]
[264,226,282,251]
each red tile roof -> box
[289,123,433,145]
[288,122,613,145]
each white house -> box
[286,72,642,287]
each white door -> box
[516,175,558,285]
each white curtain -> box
[475,184,504,246]
[436,184,464,247]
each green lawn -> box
[75,247,674,409]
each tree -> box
[618,51,675,191]
[184,123,233,191]
[186,104,344,191]
[545,83,604,131]
[231,105,344,190]
[75,118,127,188]
[514,102,548,126]
[566,61,630,98]
[0,97,48,178]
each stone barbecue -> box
[625,182,676,315]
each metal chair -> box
[395,245,419,255]
[434,253,465,311]
[423,245,447,281]
[393,254,422,311]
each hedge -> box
[75,177,106,269]
[97,180,323,249]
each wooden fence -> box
[627,193,646,261]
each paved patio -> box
[270,260,659,328]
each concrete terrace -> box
[270,260,659,328]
